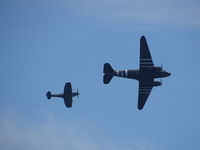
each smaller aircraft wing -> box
[64,97,72,108]
[64,82,72,95]
[64,82,72,108]
[138,81,153,110]
[140,36,154,69]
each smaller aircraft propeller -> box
[77,89,79,98]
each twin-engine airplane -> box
[103,36,171,110]
[46,82,79,108]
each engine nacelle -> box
[153,81,161,86]
[154,67,162,71]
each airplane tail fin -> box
[46,91,52,99]
[103,63,114,84]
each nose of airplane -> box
[166,72,171,77]
[163,71,171,77]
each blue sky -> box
[0,0,200,150]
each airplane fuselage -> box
[51,92,79,99]
[72,92,79,97]
[107,67,170,84]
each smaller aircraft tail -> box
[46,91,52,99]
[103,63,114,84]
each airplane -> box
[46,82,79,108]
[103,36,171,110]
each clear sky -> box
[0,0,200,150]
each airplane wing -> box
[138,80,153,110]
[64,82,72,95]
[64,97,72,108]
[64,82,72,108]
[140,36,154,69]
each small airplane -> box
[46,82,79,108]
[103,36,171,110]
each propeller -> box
[160,77,162,87]
[77,89,79,98]
[160,63,163,87]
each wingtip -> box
[138,105,144,110]
[140,35,146,40]
[65,82,71,85]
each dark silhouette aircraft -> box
[46,82,79,108]
[103,36,171,110]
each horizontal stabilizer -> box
[104,63,114,74]
[103,74,113,84]
[46,91,52,99]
